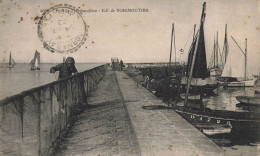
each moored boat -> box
[173,2,260,132]
[236,96,260,105]
[181,2,218,95]
[218,34,255,87]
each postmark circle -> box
[38,4,88,53]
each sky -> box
[0,0,260,76]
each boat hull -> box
[173,105,260,131]
[217,76,238,82]
[220,79,255,87]
[181,76,219,94]
[236,96,260,105]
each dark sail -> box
[186,36,196,77]
[193,23,209,78]
[30,50,40,70]
[222,24,229,66]
[186,2,209,79]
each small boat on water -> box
[181,2,218,95]
[30,50,40,71]
[8,52,16,68]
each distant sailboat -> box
[181,2,218,95]
[218,36,255,87]
[208,31,222,77]
[8,52,16,68]
[30,50,40,70]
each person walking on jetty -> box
[50,57,78,80]
[119,60,124,71]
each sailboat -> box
[30,50,40,70]
[8,52,16,68]
[208,32,222,77]
[173,2,260,133]
[218,36,255,87]
[181,2,218,96]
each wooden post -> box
[169,23,174,68]
[173,23,177,66]
[245,38,247,80]
[216,31,219,67]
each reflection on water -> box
[191,87,260,155]
[0,63,103,100]
[203,87,256,111]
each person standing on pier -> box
[119,60,124,71]
[50,57,78,80]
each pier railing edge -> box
[0,64,108,156]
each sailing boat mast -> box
[169,23,174,68]
[185,2,206,105]
[216,31,219,68]
[231,36,247,80]
[169,23,177,68]
[9,52,12,66]
[213,35,216,67]
[245,38,247,80]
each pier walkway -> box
[54,70,224,156]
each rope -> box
[177,27,194,62]
[183,27,194,52]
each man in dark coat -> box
[119,60,124,70]
[50,57,78,80]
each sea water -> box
[190,87,260,155]
[0,63,104,100]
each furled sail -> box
[222,24,229,68]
